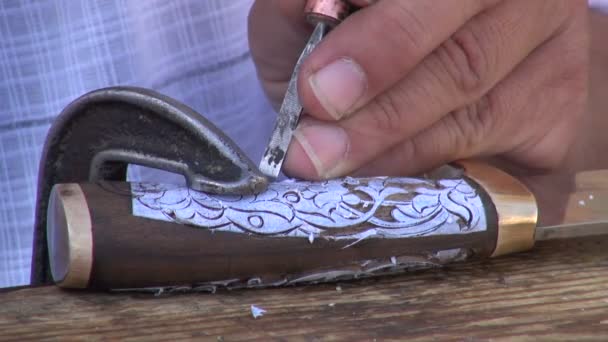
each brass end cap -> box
[47,183,93,288]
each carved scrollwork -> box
[131,176,487,241]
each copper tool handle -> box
[304,0,378,25]
[304,0,352,26]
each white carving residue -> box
[250,305,266,319]
[112,250,469,294]
[131,177,487,241]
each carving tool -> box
[258,0,353,179]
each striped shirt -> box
[0,0,274,288]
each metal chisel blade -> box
[258,22,328,179]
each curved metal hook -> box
[31,86,268,284]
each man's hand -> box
[249,0,589,180]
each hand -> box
[249,0,590,180]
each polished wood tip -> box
[47,183,93,288]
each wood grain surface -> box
[1,235,607,341]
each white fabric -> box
[590,0,608,12]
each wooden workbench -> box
[1,236,607,341]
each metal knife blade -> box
[258,22,328,179]
[535,170,608,241]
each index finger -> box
[298,0,501,121]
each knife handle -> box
[46,161,537,290]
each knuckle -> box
[368,91,405,134]
[400,138,422,169]
[444,95,495,156]
[556,51,588,92]
[433,25,491,98]
[376,2,429,53]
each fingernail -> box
[292,120,350,179]
[309,58,366,120]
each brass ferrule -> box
[458,160,538,257]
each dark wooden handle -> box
[47,179,499,290]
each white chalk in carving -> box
[342,230,377,249]
[579,200,586,206]
[131,177,487,241]
[251,305,266,319]
[391,256,397,265]
[435,249,468,263]
[309,232,315,244]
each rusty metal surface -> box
[32,86,268,285]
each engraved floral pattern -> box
[131,176,486,241]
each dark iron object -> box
[31,86,268,285]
